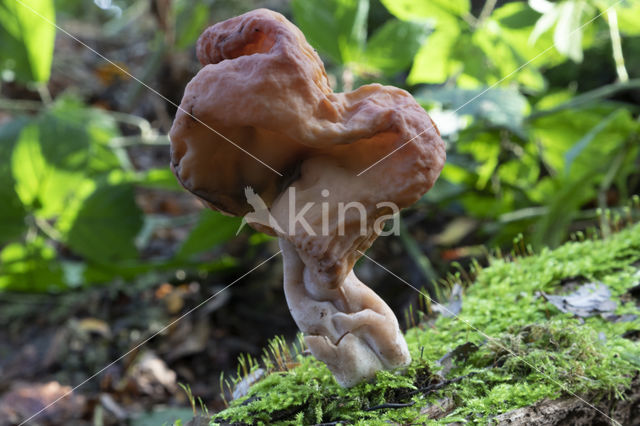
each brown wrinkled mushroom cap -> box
[169,8,446,387]
[170,8,444,217]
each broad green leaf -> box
[380,0,470,22]
[11,123,47,209]
[407,25,460,84]
[614,1,640,35]
[453,32,501,88]
[361,19,432,74]
[564,110,623,176]
[532,106,636,178]
[473,4,555,89]
[292,0,369,63]
[0,238,65,291]
[178,210,241,258]
[11,122,86,217]
[136,167,182,191]
[416,86,529,134]
[0,0,56,82]
[458,133,501,189]
[66,184,143,263]
[11,98,120,217]
[0,118,28,243]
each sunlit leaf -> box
[137,167,182,191]
[292,0,369,63]
[11,97,120,217]
[532,106,636,177]
[407,25,460,84]
[458,133,501,189]
[11,123,47,209]
[564,110,623,176]
[0,238,65,291]
[380,0,470,22]
[613,0,640,35]
[0,0,56,82]
[361,19,432,74]
[416,86,529,134]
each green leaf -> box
[407,25,460,84]
[458,133,501,189]
[564,110,623,176]
[0,238,65,292]
[292,0,369,63]
[533,176,594,248]
[416,86,529,134]
[11,98,120,217]
[531,106,636,178]
[0,118,28,243]
[0,0,56,82]
[66,184,143,263]
[11,123,47,209]
[174,0,214,49]
[136,167,182,191]
[380,0,470,22]
[178,210,241,259]
[361,19,432,74]
[613,1,640,35]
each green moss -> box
[212,223,640,425]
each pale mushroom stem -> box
[279,238,411,387]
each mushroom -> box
[169,9,446,387]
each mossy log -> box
[212,222,640,425]
[494,378,640,425]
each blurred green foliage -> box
[1,0,639,292]
[0,0,55,82]
[0,96,240,291]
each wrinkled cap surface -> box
[169,8,446,285]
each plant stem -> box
[607,9,629,83]
[477,0,497,27]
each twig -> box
[410,371,478,396]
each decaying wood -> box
[493,378,640,425]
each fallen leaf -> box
[433,284,463,318]
[232,368,265,400]
[542,282,617,318]
[0,381,85,425]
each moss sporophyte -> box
[213,222,640,425]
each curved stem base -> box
[279,238,411,387]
